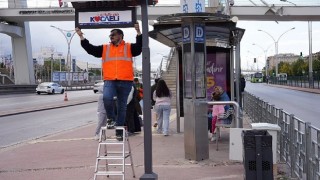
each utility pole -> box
[308,21,313,88]
[51,53,54,81]
[50,25,75,86]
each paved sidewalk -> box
[2,82,308,179]
[0,110,251,180]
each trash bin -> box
[242,130,273,180]
[251,123,281,176]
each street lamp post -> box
[59,54,62,72]
[50,25,76,86]
[51,53,54,81]
[252,43,273,78]
[258,27,295,76]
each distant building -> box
[33,46,76,71]
[267,53,300,68]
[305,51,320,60]
[267,52,320,69]
[76,60,100,72]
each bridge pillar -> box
[6,0,35,85]
[11,22,35,85]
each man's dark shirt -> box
[240,77,246,92]
[80,35,142,58]
[151,83,157,106]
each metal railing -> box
[155,47,175,78]
[244,91,320,180]
[269,75,320,89]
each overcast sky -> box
[237,21,320,70]
[1,20,319,71]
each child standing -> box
[95,87,107,140]
[210,93,225,141]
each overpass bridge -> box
[1,0,320,84]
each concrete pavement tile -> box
[0,111,251,180]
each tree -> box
[279,62,292,75]
[279,62,292,76]
[313,58,320,71]
[292,59,307,76]
[313,58,320,77]
[269,67,276,77]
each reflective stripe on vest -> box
[102,43,132,62]
[101,42,133,80]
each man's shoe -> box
[116,135,123,141]
[106,119,113,124]
[107,121,116,129]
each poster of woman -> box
[206,52,228,101]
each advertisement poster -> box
[78,73,84,81]
[195,53,206,98]
[53,72,60,82]
[60,72,66,81]
[73,73,78,82]
[184,52,192,98]
[206,52,227,100]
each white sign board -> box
[73,73,79,82]
[60,72,66,81]
[78,73,84,81]
[53,72,60,82]
[180,0,205,13]
[76,8,136,29]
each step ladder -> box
[94,126,135,180]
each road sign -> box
[180,0,205,13]
[182,25,191,43]
[194,24,204,43]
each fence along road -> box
[244,82,320,127]
[244,83,320,180]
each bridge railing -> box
[244,91,319,179]
[155,47,175,78]
[0,0,71,8]
[3,0,320,9]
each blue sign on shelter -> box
[194,24,205,43]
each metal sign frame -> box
[75,7,137,29]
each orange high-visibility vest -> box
[102,41,133,81]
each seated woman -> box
[213,86,233,124]
[213,86,230,112]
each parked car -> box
[36,82,65,95]
[93,80,104,93]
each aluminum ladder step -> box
[93,126,135,180]
[95,171,124,176]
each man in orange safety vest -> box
[75,23,142,141]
